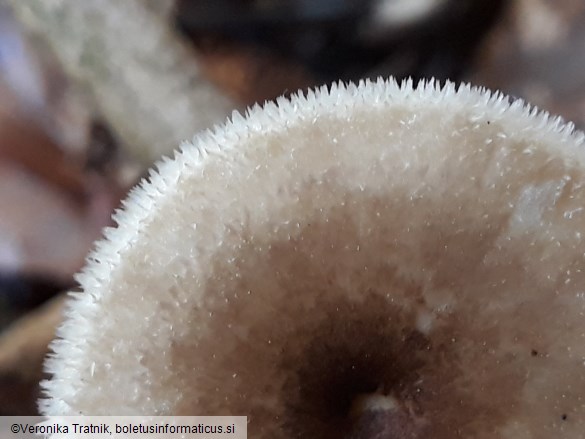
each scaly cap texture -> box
[42,78,585,438]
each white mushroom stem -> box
[6,0,234,164]
[41,79,585,438]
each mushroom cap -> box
[41,79,585,438]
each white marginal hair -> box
[41,78,585,438]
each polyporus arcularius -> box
[41,79,585,438]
